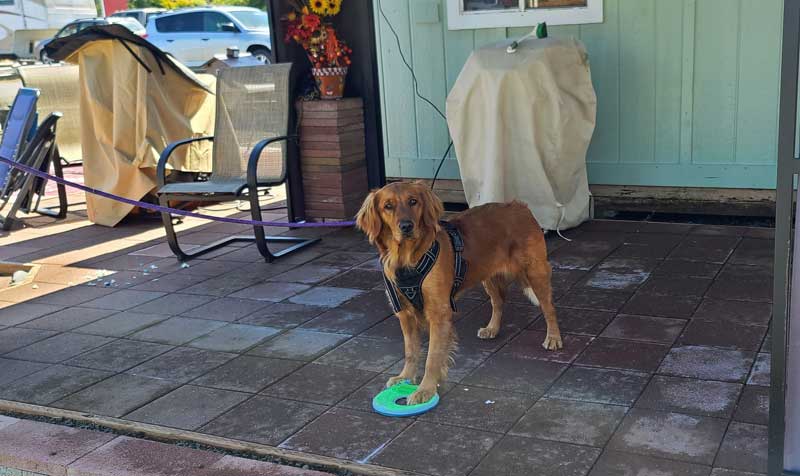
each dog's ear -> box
[418,184,444,232]
[356,190,384,248]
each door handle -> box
[166,39,174,42]
[201,38,209,41]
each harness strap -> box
[382,271,402,313]
[440,221,467,311]
[383,239,440,313]
[382,221,468,314]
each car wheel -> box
[250,47,271,64]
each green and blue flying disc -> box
[372,380,439,417]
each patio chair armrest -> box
[156,135,214,189]
[246,135,297,189]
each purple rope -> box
[0,155,355,228]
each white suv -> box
[145,6,271,68]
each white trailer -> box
[0,0,97,57]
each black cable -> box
[377,3,451,191]
[378,5,447,122]
[431,141,453,192]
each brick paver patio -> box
[0,192,772,476]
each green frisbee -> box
[372,380,439,417]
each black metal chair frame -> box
[0,112,68,231]
[156,134,319,263]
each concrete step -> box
[0,415,331,476]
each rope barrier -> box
[0,155,356,228]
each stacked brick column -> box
[297,98,369,220]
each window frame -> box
[203,11,239,33]
[446,0,603,30]
[155,12,204,33]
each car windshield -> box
[229,10,269,31]
[55,23,80,38]
[109,17,145,34]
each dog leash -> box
[0,155,356,228]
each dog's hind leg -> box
[478,275,507,339]
[524,259,563,350]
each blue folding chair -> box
[0,88,39,192]
[0,88,67,230]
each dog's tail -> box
[523,287,540,307]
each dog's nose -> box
[399,220,414,234]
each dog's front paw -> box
[542,333,563,351]
[407,385,437,405]
[386,375,415,388]
[477,326,499,340]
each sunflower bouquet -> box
[284,0,351,70]
[283,0,351,99]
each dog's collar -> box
[382,221,467,314]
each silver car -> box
[145,6,271,68]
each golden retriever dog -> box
[356,182,562,405]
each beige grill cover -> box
[446,37,596,230]
[62,40,215,226]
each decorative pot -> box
[312,67,348,100]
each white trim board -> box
[446,0,603,30]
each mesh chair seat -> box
[211,65,290,184]
[17,64,81,165]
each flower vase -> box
[312,66,348,100]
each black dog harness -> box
[382,221,467,313]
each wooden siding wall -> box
[373,0,783,189]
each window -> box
[203,12,237,33]
[155,12,203,33]
[76,21,96,32]
[229,10,269,31]
[55,22,80,38]
[109,17,146,35]
[0,0,15,5]
[447,0,602,30]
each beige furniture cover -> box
[17,64,82,164]
[446,37,596,231]
[61,39,215,226]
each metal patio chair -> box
[0,89,67,230]
[156,63,319,262]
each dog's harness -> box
[382,221,467,314]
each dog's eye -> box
[384,203,393,210]
[408,198,417,206]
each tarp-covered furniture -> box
[17,64,82,166]
[156,64,319,263]
[46,25,215,227]
[446,37,596,231]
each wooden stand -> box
[298,98,369,220]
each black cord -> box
[378,5,447,122]
[378,3,451,190]
[431,141,453,192]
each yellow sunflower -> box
[326,0,341,15]
[309,0,329,15]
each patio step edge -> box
[0,399,424,476]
